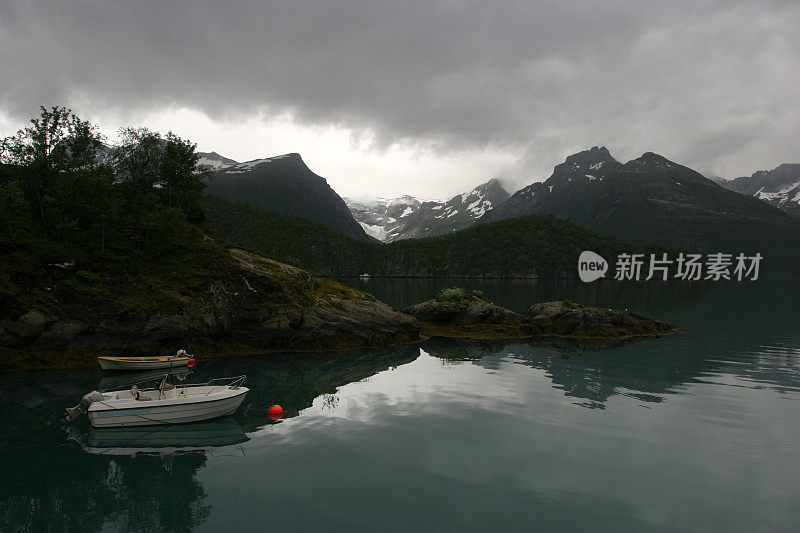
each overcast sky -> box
[1,0,798,200]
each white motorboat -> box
[66,374,248,428]
[97,352,191,371]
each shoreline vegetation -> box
[1,108,677,372]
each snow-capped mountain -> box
[346,178,510,242]
[479,146,800,271]
[717,163,800,215]
[480,146,623,222]
[203,152,372,241]
[344,196,425,240]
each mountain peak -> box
[545,146,619,181]
[206,151,371,241]
[388,195,422,207]
[481,177,507,193]
[476,178,509,203]
[346,179,510,242]
[565,146,613,164]
[634,152,674,166]
[556,146,616,174]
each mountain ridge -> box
[205,194,676,278]
[202,151,373,241]
[480,146,800,273]
[716,163,800,216]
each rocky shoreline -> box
[402,293,677,342]
[0,249,419,371]
[1,258,677,371]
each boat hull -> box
[88,387,248,428]
[98,356,189,371]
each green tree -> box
[161,132,208,221]
[0,106,104,231]
[113,128,207,252]
[115,128,162,204]
[115,128,207,230]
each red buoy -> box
[268,404,283,420]
[187,358,196,368]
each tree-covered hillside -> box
[0,108,417,368]
[205,195,671,278]
[0,107,235,317]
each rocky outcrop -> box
[402,297,521,326]
[402,296,675,341]
[522,300,675,338]
[0,248,419,370]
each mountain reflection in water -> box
[1,279,798,531]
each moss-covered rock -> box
[402,295,521,326]
[402,296,676,341]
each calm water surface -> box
[1,279,799,532]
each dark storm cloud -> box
[1,0,798,184]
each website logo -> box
[578,251,608,282]
[578,251,763,282]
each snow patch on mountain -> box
[717,163,800,212]
[755,180,800,203]
[197,151,238,170]
[358,221,387,241]
[345,178,509,242]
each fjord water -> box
[2,280,799,532]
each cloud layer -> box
[2,0,799,193]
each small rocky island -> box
[402,289,677,341]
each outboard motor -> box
[64,390,104,422]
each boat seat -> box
[130,384,151,401]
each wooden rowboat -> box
[98,355,190,371]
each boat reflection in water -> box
[67,417,249,456]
